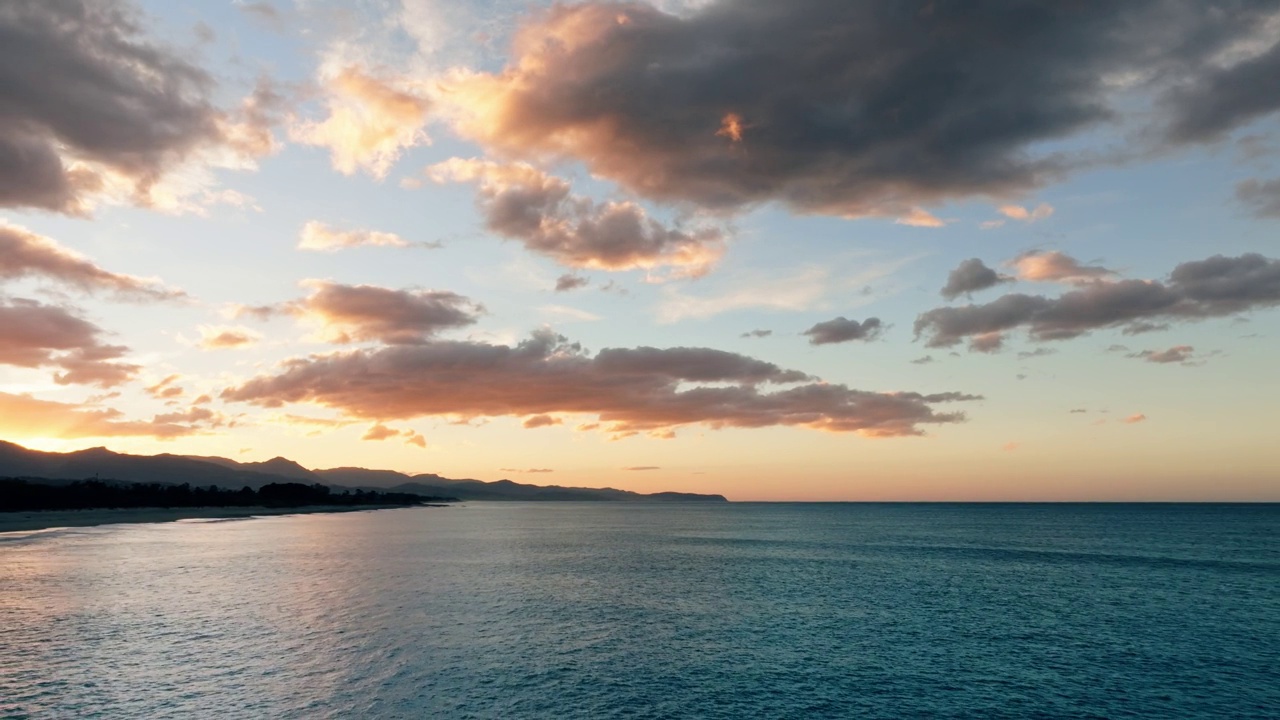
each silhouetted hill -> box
[313,467,415,486]
[0,441,308,490]
[316,466,725,502]
[0,440,728,502]
[188,455,320,482]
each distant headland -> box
[0,439,728,529]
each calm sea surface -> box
[2,503,1277,719]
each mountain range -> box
[0,440,726,502]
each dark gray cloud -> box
[803,317,883,345]
[428,159,725,276]
[916,252,1280,350]
[0,0,217,210]
[0,298,138,386]
[1237,178,1280,218]
[741,329,772,338]
[1163,41,1280,144]
[0,0,232,212]
[222,329,979,437]
[941,259,1010,300]
[446,1,1280,217]
[555,274,589,292]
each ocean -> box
[2,502,1276,719]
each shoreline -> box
[0,504,433,534]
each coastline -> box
[0,504,430,534]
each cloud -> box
[0,0,277,214]
[998,203,1054,223]
[236,1,283,31]
[894,208,946,228]
[1121,413,1148,424]
[0,220,185,300]
[290,66,431,178]
[427,158,725,276]
[145,374,184,399]
[222,329,979,438]
[0,298,139,387]
[0,391,207,439]
[1237,178,1280,219]
[198,325,261,350]
[802,316,883,345]
[1009,251,1115,284]
[940,258,1012,300]
[1128,345,1198,364]
[522,414,561,429]
[360,422,426,447]
[1162,37,1280,144]
[256,281,483,345]
[555,274,590,292]
[1017,348,1058,359]
[362,423,400,441]
[910,355,934,365]
[439,2,1280,217]
[297,221,420,252]
[915,253,1280,350]
[624,466,661,471]
[741,329,772,339]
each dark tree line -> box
[0,478,454,512]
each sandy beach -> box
[0,504,421,534]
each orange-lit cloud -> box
[1009,250,1114,284]
[361,422,426,448]
[716,113,744,142]
[426,158,725,276]
[0,220,185,300]
[222,329,979,437]
[198,325,261,350]
[0,391,206,439]
[297,221,419,252]
[895,208,947,228]
[998,203,1054,222]
[0,298,139,387]
[145,374,184,399]
[522,414,562,429]
[1121,413,1147,424]
[246,281,483,345]
[290,66,431,178]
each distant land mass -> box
[0,440,728,502]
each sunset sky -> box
[2,0,1279,500]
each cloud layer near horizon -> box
[223,329,979,437]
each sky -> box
[2,0,1279,501]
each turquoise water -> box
[2,503,1277,718]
